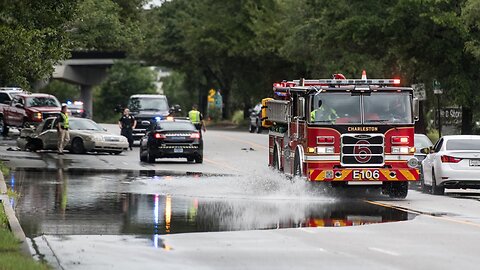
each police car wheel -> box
[195,155,203,164]
[139,149,147,162]
[147,150,155,163]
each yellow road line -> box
[365,200,480,229]
[204,158,241,173]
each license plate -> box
[352,170,380,180]
[174,147,183,153]
[469,159,480,166]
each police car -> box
[139,118,203,163]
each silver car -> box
[421,135,480,195]
[17,117,128,154]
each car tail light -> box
[154,133,166,139]
[190,132,200,139]
[317,136,334,145]
[441,155,462,163]
[391,136,409,145]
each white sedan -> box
[421,135,480,195]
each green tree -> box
[0,0,77,88]
[41,80,80,103]
[94,61,156,123]
[142,0,291,119]
[68,0,143,52]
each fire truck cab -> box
[264,72,419,198]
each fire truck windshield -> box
[310,92,412,125]
[311,93,361,124]
[363,93,412,124]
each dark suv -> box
[128,94,170,140]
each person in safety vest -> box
[57,105,70,155]
[118,108,136,150]
[188,104,206,132]
[310,100,339,122]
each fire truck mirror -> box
[297,97,305,119]
[413,98,419,121]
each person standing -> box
[188,104,206,132]
[57,105,70,155]
[119,108,136,150]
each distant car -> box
[66,101,87,118]
[0,87,24,104]
[139,119,203,163]
[248,103,263,133]
[414,134,434,165]
[421,135,480,195]
[0,93,61,136]
[17,117,128,154]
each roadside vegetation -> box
[0,207,50,270]
[3,0,480,135]
[0,161,9,177]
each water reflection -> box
[7,170,415,247]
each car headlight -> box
[91,135,104,142]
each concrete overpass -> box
[52,51,126,117]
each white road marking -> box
[368,247,400,256]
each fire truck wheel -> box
[272,147,280,171]
[387,182,408,199]
[293,154,302,177]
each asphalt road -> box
[2,125,480,270]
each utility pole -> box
[433,79,443,138]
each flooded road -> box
[7,169,414,241]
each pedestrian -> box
[188,104,206,132]
[119,108,136,150]
[57,104,70,155]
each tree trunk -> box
[221,87,230,120]
[461,107,473,135]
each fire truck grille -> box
[341,134,384,166]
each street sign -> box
[412,83,426,101]
[433,89,443,95]
[440,107,462,125]
[433,79,443,94]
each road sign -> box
[412,83,426,101]
[440,107,462,125]
[433,79,443,94]
[433,89,443,95]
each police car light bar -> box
[291,79,401,85]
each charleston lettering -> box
[347,126,378,132]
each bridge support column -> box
[80,85,93,119]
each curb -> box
[0,172,31,256]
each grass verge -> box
[0,161,9,177]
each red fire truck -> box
[263,71,419,198]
